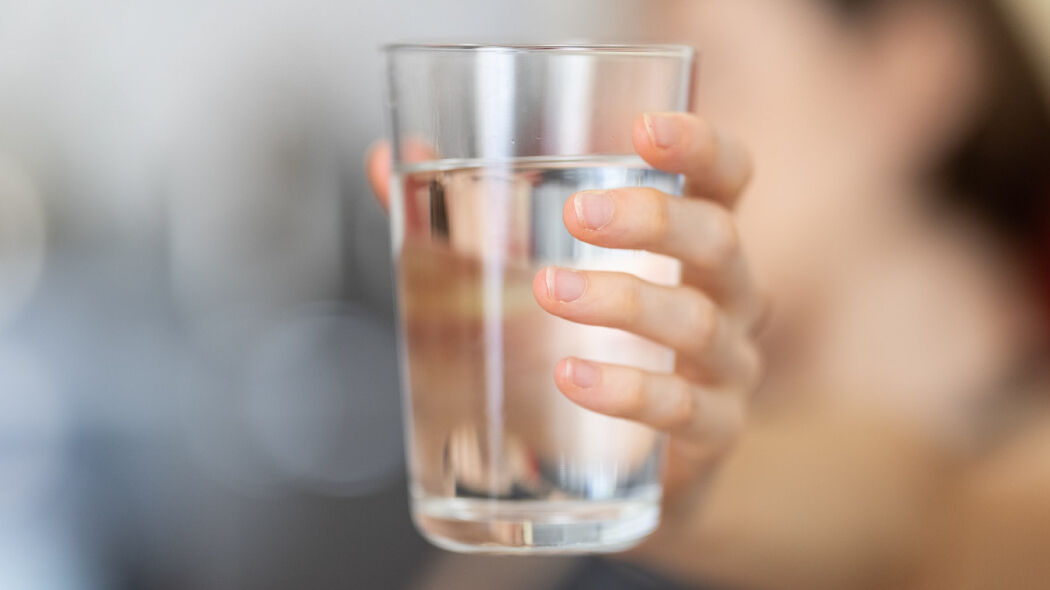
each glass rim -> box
[383,43,695,59]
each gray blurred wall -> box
[0,1,680,589]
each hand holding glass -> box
[384,44,702,553]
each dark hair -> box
[829,0,1050,270]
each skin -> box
[371,1,1050,588]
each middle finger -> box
[532,267,739,382]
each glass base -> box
[412,497,660,554]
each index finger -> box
[631,113,753,207]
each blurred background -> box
[1,0,1048,589]
[0,1,678,589]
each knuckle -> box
[734,149,755,191]
[705,207,741,268]
[642,188,673,246]
[686,293,720,355]
[617,275,645,328]
[691,117,719,166]
[665,379,696,431]
[718,131,755,195]
[620,371,649,418]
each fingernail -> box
[644,113,680,149]
[566,358,601,388]
[573,191,615,230]
[545,267,587,302]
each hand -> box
[366,112,764,550]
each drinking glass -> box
[384,43,694,553]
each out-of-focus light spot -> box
[0,156,45,329]
[245,303,403,496]
[175,350,287,497]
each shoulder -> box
[914,404,1050,589]
[961,404,1050,519]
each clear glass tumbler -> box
[384,43,695,553]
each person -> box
[367,0,1050,588]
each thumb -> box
[365,141,392,211]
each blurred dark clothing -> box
[557,558,714,590]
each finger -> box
[554,357,744,445]
[678,340,764,395]
[563,187,756,308]
[365,141,391,210]
[632,112,752,207]
[533,267,740,381]
[366,139,440,212]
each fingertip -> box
[715,132,755,197]
[562,194,582,235]
[553,357,601,405]
[631,115,658,163]
[531,267,552,306]
[553,357,574,389]
[632,112,696,170]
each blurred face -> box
[679,0,867,302]
[649,0,1046,416]
[656,0,986,306]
